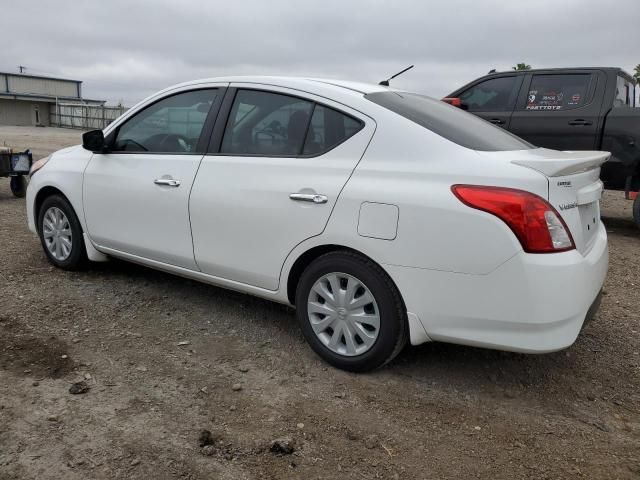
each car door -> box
[83,87,222,269]
[189,86,375,290]
[509,71,604,150]
[456,75,522,128]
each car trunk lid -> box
[511,148,609,254]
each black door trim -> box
[207,87,238,154]
[195,87,228,153]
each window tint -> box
[113,89,217,153]
[303,105,363,155]
[615,75,635,108]
[365,91,533,151]
[459,76,519,112]
[525,74,590,111]
[221,90,313,155]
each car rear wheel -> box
[295,251,407,372]
[10,176,27,198]
[633,194,640,229]
[37,195,87,270]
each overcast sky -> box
[3,0,640,106]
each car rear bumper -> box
[385,221,608,353]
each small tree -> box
[513,63,532,71]
[633,64,640,83]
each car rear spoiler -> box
[511,150,610,177]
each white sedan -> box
[26,77,608,371]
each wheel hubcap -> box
[42,207,72,261]
[307,272,380,357]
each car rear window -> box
[365,91,533,151]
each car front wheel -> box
[37,195,87,270]
[295,251,407,372]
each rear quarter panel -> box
[303,109,551,276]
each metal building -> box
[0,71,105,126]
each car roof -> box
[166,76,393,96]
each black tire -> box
[634,195,640,229]
[10,176,27,198]
[37,194,87,270]
[295,251,408,372]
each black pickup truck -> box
[444,67,640,226]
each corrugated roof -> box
[0,71,81,84]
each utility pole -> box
[18,65,26,73]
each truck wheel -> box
[10,176,27,198]
[633,194,640,229]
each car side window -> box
[524,74,591,111]
[459,76,519,112]
[112,89,218,153]
[302,105,363,155]
[221,90,313,156]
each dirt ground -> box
[0,126,639,479]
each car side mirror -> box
[442,97,462,107]
[82,129,106,153]
[442,97,468,110]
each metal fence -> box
[50,103,128,130]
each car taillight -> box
[451,185,575,253]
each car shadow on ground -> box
[82,257,586,395]
[85,257,299,328]
[389,339,578,390]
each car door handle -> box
[568,119,593,126]
[154,178,181,187]
[289,193,328,204]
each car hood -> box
[53,144,84,157]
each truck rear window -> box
[365,91,533,151]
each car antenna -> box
[379,65,414,86]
